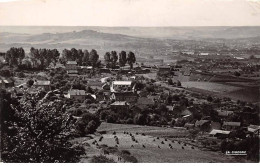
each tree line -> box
[4,47,136,70]
[104,50,136,69]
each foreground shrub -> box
[91,155,116,163]
[75,112,101,136]
[1,90,85,163]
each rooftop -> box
[68,89,86,96]
[209,129,230,135]
[113,92,138,97]
[112,81,132,85]
[195,120,211,127]
[34,80,50,86]
[111,101,129,106]
[217,110,234,116]
[67,70,78,74]
[223,122,241,127]
[66,61,77,65]
[248,125,260,133]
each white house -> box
[67,89,86,102]
[66,61,77,70]
[34,80,51,91]
[110,81,134,92]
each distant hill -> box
[0,27,259,60]
[0,30,167,59]
[1,26,260,39]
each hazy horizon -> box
[1,26,260,39]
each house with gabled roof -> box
[110,80,135,92]
[0,77,14,88]
[111,101,129,110]
[67,89,86,102]
[66,61,77,70]
[216,110,234,117]
[34,80,51,91]
[111,92,138,103]
[180,109,192,117]
[209,129,230,138]
[247,125,260,137]
[222,121,241,131]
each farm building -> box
[180,109,192,117]
[67,70,79,78]
[110,81,135,92]
[34,80,51,91]
[110,101,129,110]
[222,122,241,131]
[111,92,138,103]
[209,129,230,138]
[216,110,234,117]
[66,61,77,70]
[184,123,195,129]
[166,105,174,112]
[247,125,260,137]
[54,63,66,69]
[158,66,171,72]
[67,89,86,102]
[0,77,14,88]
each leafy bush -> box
[75,112,101,136]
[1,90,85,163]
[17,72,25,78]
[0,69,12,77]
[119,153,138,163]
[27,79,34,87]
[91,155,116,163]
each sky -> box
[0,0,260,26]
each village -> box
[0,46,259,163]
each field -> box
[73,123,248,163]
[181,81,241,93]
[181,81,259,103]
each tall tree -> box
[127,51,136,69]
[71,48,78,61]
[51,49,60,66]
[82,50,90,66]
[39,48,47,68]
[119,51,127,67]
[89,49,99,67]
[77,49,84,65]
[111,51,118,67]
[17,47,25,66]
[30,47,40,68]
[5,47,25,67]
[104,52,111,67]
[60,49,71,64]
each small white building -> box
[34,80,51,91]
[67,89,86,102]
[110,81,134,92]
[66,61,77,70]
[209,129,230,137]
